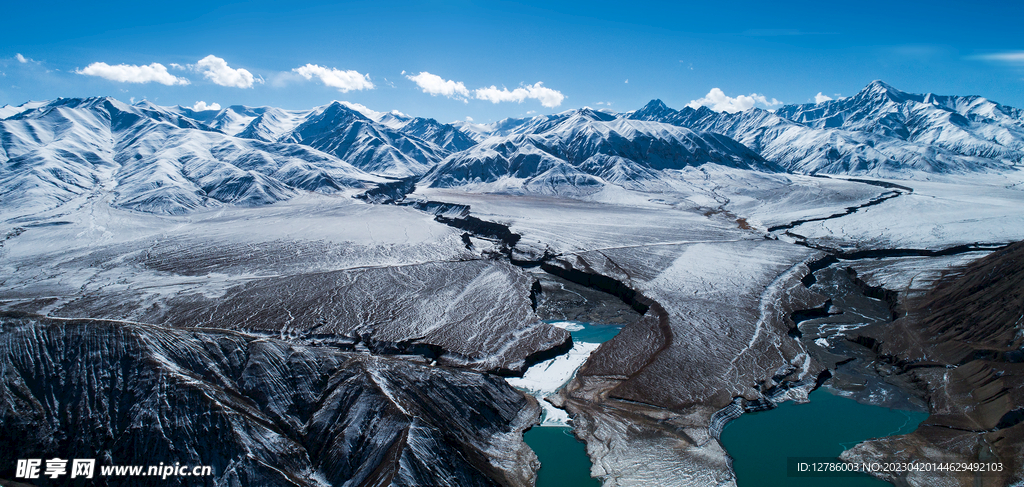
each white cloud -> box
[474,82,565,108]
[338,101,383,119]
[293,64,374,92]
[406,71,470,98]
[978,52,1024,64]
[76,62,190,85]
[625,79,629,84]
[195,55,256,88]
[169,63,185,70]
[403,72,566,108]
[686,88,781,113]
[192,101,221,111]
[465,116,473,122]
[814,92,833,104]
[15,53,28,63]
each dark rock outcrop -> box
[0,314,540,486]
[841,241,1024,486]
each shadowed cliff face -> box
[841,241,1024,486]
[0,315,540,487]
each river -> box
[512,321,928,487]
[507,320,622,486]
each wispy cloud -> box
[192,101,221,111]
[814,92,833,104]
[293,64,374,92]
[337,101,384,119]
[474,82,565,108]
[686,88,781,113]
[406,71,470,98]
[976,51,1024,65]
[195,55,257,88]
[15,53,29,63]
[76,62,190,85]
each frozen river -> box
[506,321,623,486]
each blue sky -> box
[2,0,1022,123]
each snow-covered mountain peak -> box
[566,107,618,123]
[421,110,775,193]
[0,100,46,120]
[632,99,674,120]
[628,81,1024,177]
[133,99,164,110]
[860,79,903,98]
[0,96,381,218]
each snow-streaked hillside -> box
[276,101,452,177]
[233,105,320,142]
[0,97,380,217]
[629,81,1024,178]
[165,102,478,175]
[5,81,1024,218]
[422,108,777,194]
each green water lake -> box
[525,426,602,487]
[521,321,620,487]
[521,322,924,487]
[720,388,928,487]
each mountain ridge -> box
[3,81,1022,215]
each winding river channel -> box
[507,321,622,486]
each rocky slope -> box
[0,314,540,487]
[841,241,1024,486]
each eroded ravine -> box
[357,176,1018,487]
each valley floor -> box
[2,166,1024,486]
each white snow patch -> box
[548,321,585,332]
[506,339,601,426]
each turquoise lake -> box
[521,321,621,487]
[720,388,928,487]
[524,426,602,487]
[521,322,925,487]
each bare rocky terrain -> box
[0,314,540,487]
[839,242,1024,486]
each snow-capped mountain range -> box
[421,108,777,194]
[2,80,1022,216]
[629,80,1024,177]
